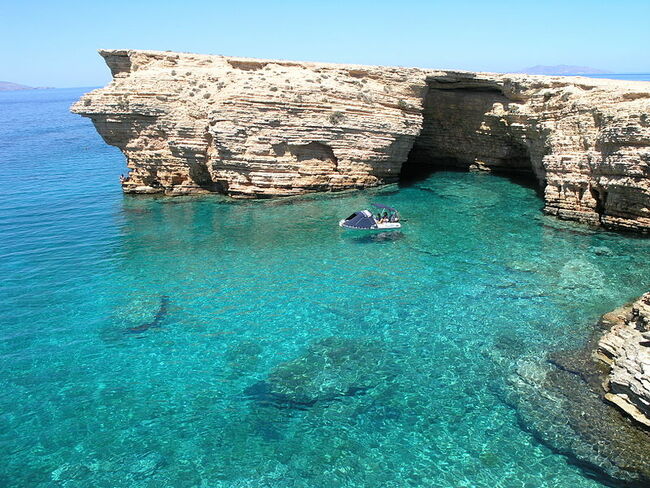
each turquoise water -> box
[1,88,650,488]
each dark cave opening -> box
[398,80,541,193]
[398,154,466,187]
[590,186,608,219]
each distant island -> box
[0,81,52,91]
[517,65,612,75]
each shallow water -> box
[1,88,649,488]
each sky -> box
[1,0,649,87]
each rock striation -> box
[73,49,427,198]
[72,49,650,232]
[596,293,650,428]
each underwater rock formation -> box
[126,295,169,334]
[72,49,650,232]
[596,293,650,428]
[501,298,650,486]
[244,336,395,409]
[504,354,650,486]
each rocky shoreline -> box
[72,49,650,233]
[502,294,650,486]
[597,294,650,429]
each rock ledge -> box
[597,293,650,428]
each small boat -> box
[339,203,401,230]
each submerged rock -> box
[504,357,650,486]
[502,298,650,486]
[226,340,264,377]
[245,336,394,409]
[126,451,166,480]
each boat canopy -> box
[340,210,378,229]
[339,203,401,230]
[371,203,397,212]
[372,203,400,222]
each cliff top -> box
[97,49,650,92]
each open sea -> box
[1,87,650,488]
[579,73,650,81]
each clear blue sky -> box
[2,0,649,87]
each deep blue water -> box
[1,88,650,487]
[518,74,650,81]
[579,73,650,81]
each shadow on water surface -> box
[345,231,405,244]
[398,161,462,188]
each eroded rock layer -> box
[73,49,427,198]
[72,49,650,231]
[597,293,650,428]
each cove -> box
[2,88,650,487]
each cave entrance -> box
[399,79,541,192]
[398,152,465,187]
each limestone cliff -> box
[72,49,650,232]
[73,49,427,198]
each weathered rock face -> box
[72,49,650,232]
[596,293,650,428]
[73,49,427,198]
[402,74,650,232]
